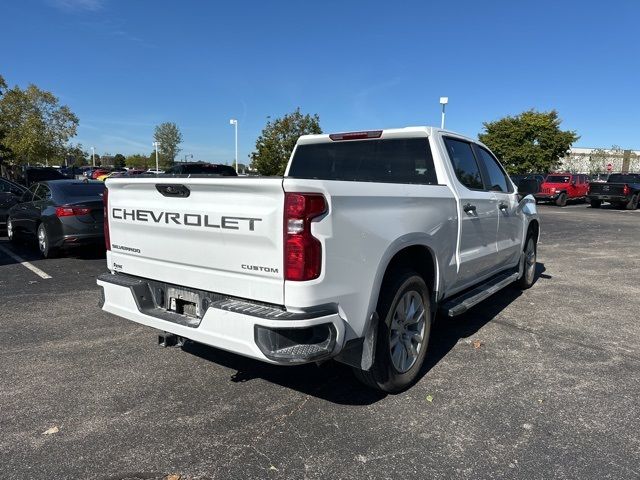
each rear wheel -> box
[354,270,431,393]
[555,193,567,207]
[590,199,602,208]
[37,224,57,259]
[625,194,639,210]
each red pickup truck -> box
[534,173,589,206]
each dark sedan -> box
[7,180,105,258]
[1,177,28,231]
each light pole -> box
[229,118,238,172]
[183,154,193,163]
[91,146,95,167]
[440,97,448,129]
[152,141,160,172]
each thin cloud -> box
[47,0,105,12]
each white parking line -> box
[0,244,52,279]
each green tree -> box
[0,74,13,175]
[113,153,126,168]
[125,153,150,169]
[153,122,182,166]
[0,79,79,165]
[478,110,579,174]
[65,143,88,166]
[250,108,322,175]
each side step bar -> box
[440,271,519,317]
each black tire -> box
[555,193,567,207]
[37,223,58,259]
[625,194,639,210]
[354,270,432,393]
[517,233,537,289]
[590,199,602,208]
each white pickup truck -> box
[98,127,539,392]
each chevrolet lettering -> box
[111,208,262,231]
[98,127,540,392]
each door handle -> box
[499,202,508,210]
[463,203,476,213]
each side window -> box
[443,138,484,190]
[476,146,511,193]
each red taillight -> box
[55,206,91,217]
[103,188,110,251]
[329,130,382,141]
[587,183,591,194]
[623,184,630,196]
[284,193,327,281]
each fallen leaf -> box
[165,475,181,480]
[42,426,59,435]
[472,340,483,349]
[269,465,279,472]
[426,395,433,403]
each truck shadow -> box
[183,262,549,406]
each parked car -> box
[511,174,545,196]
[7,180,106,258]
[91,168,112,180]
[163,162,237,176]
[23,167,68,187]
[534,173,589,206]
[587,173,640,209]
[0,177,27,231]
[146,168,164,175]
[98,126,540,392]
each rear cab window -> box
[287,137,438,185]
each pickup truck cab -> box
[535,173,589,206]
[98,127,539,392]
[587,173,640,209]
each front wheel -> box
[517,234,537,289]
[354,270,432,393]
[37,224,58,259]
[625,194,639,210]
[555,193,567,207]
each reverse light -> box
[55,206,91,217]
[284,193,327,281]
[103,188,111,251]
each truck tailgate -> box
[105,177,285,305]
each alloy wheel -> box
[525,237,536,284]
[389,290,427,373]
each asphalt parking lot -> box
[1,203,639,480]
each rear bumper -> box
[56,232,104,247]
[587,194,630,202]
[97,272,345,365]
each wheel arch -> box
[367,235,440,322]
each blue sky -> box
[2,0,639,163]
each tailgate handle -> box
[156,184,190,198]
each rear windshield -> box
[288,138,438,185]
[57,183,105,199]
[608,174,640,183]
[545,175,570,183]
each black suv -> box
[163,163,237,176]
